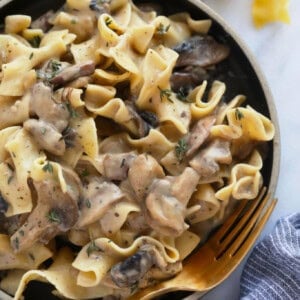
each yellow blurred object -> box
[252,0,290,28]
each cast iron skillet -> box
[0,0,280,299]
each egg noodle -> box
[0,0,274,299]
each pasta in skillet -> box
[0,0,275,299]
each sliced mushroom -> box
[76,176,125,228]
[23,119,65,156]
[125,102,150,138]
[186,115,216,157]
[102,152,137,181]
[173,35,230,68]
[170,167,200,206]
[145,179,187,237]
[50,61,95,87]
[189,139,232,178]
[125,211,150,234]
[144,167,200,237]
[137,2,163,14]
[110,250,154,288]
[0,194,8,214]
[170,65,208,92]
[30,82,69,132]
[89,0,110,14]
[61,126,77,149]
[31,10,54,32]
[10,178,79,252]
[128,154,165,200]
[139,111,159,129]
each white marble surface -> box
[193,0,300,299]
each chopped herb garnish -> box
[86,240,100,257]
[42,161,53,173]
[235,108,244,121]
[29,35,41,48]
[156,23,171,35]
[85,199,91,208]
[7,175,13,184]
[175,138,187,162]
[41,127,47,135]
[105,17,113,27]
[19,230,25,236]
[49,60,62,73]
[66,103,79,118]
[29,52,34,60]
[36,60,62,82]
[71,19,77,24]
[81,169,89,177]
[47,209,61,223]
[158,86,173,103]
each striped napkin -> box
[240,213,300,299]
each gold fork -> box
[129,187,277,300]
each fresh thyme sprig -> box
[175,138,187,162]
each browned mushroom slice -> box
[30,82,69,132]
[145,179,187,237]
[128,154,165,200]
[170,167,200,206]
[110,250,154,288]
[23,119,66,156]
[144,167,200,237]
[31,10,55,32]
[50,61,95,87]
[125,102,150,138]
[189,139,232,179]
[173,35,230,68]
[76,176,125,228]
[89,0,110,14]
[170,65,208,92]
[186,115,216,157]
[10,179,79,252]
[102,152,137,181]
[137,2,163,14]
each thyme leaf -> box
[86,240,101,257]
[42,162,53,173]
[175,138,187,162]
[158,86,173,103]
[47,209,61,223]
[81,169,89,177]
[156,23,171,35]
[66,103,79,118]
[105,17,113,27]
[29,36,41,48]
[49,60,62,73]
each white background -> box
[198,0,300,299]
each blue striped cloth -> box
[240,213,300,299]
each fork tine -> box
[210,187,267,247]
[225,197,277,257]
[215,188,268,255]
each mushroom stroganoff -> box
[0,0,274,299]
